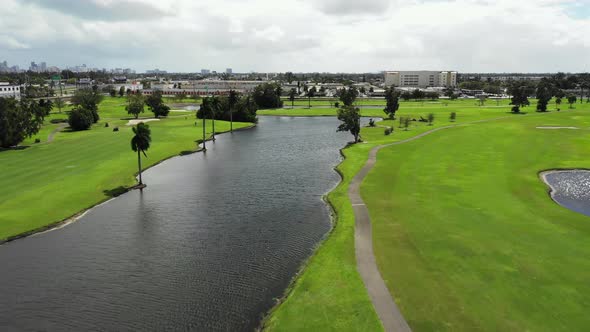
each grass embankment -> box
[264,99,529,330]
[0,97,249,241]
[362,107,590,331]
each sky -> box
[0,0,589,73]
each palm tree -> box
[131,123,151,186]
[210,96,220,140]
[228,90,238,132]
[289,88,297,108]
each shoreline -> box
[0,123,256,246]
[258,141,349,331]
[539,168,590,209]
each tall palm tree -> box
[210,96,220,140]
[289,88,297,108]
[228,90,239,132]
[131,123,151,186]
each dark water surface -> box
[0,117,356,331]
[543,170,590,217]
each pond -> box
[542,170,590,217]
[0,117,362,331]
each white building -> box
[384,71,457,88]
[0,82,21,99]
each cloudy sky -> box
[1,0,589,73]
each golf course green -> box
[0,97,249,242]
[264,100,590,331]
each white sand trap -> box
[536,126,578,130]
[126,118,161,126]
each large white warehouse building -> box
[384,71,457,88]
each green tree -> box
[536,79,553,112]
[411,89,424,100]
[285,72,295,83]
[54,97,65,113]
[401,91,412,101]
[427,113,435,126]
[71,88,103,123]
[337,105,361,142]
[0,98,45,148]
[145,91,170,118]
[403,117,411,131]
[68,107,94,131]
[126,93,145,119]
[288,88,297,108]
[307,86,316,108]
[508,82,531,113]
[338,87,358,106]
[567,95,577,108]
[228,90,239,132]
[252,82,283,109]
[383,86,400,119]
[131,123,151,186]
[450,112,457,122]
[118,86,125,97]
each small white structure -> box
[0,82,21,99]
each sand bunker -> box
[126,119,161,126]
[536,126,578,130]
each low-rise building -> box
[0,82,21,99]
[384,70,457,88]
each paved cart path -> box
[348,115,526,331]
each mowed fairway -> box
[264,99,530,331]
[362,109,590,331]
[0,97,250,241]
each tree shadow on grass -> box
[103,186,128,197]
[0,145,30,153]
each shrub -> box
[50,118,68,124]
[384,127,392,135]
[368,118,376,127]
[34,138,41,143]
[113,127,119,132]
[68,107,94,131]
[105,122,109,127]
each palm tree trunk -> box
[202,115,206,151]
[212,112,216,141]
[137,150,143,185]
[230,107,233,132]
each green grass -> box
[0,97,249,241]
[362,108,590,331]
[265,99,590,331]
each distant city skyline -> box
[0,0,589,73]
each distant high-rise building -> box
[226,68,232,74]
[40,62,47,72]
[201,69,210,75]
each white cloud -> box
[0,0,588,72]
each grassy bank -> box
[264,99,542,330]
[0,97,249,241]
[362,108,590,331]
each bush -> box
[384,127,392,135]
[34,138,41,143]
[368,118,376,127]
[68,107,94,131]
[113,127,119,132]
[50,118,68,124]
[105,122,109,127]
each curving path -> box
[349,116,519,331]
[348,126,453,332]
[47,123,68,143]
